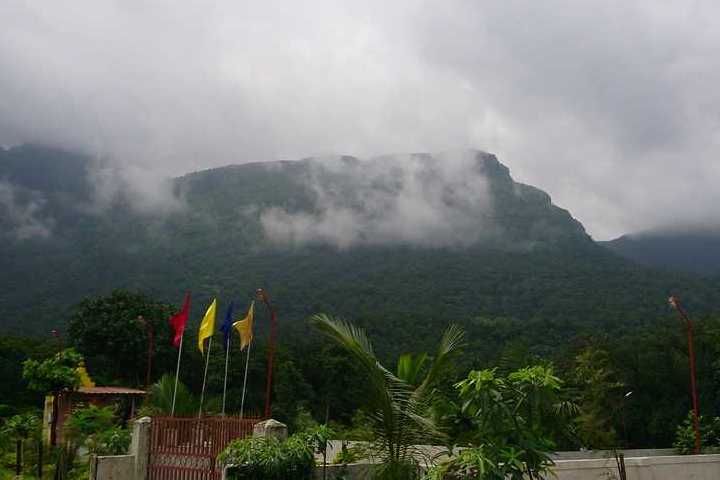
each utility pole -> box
[256,288,277,418]
[669,295,701,454]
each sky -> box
[1,1,720,240]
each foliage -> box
[86,426,132,455]
[673,411,720,454]
[333,442,361,465]
[64,405,116,442]
[572,345,624,449]
[218,434,315,480]
[431,365,574,479]
[312,314,464,478]
[425,445,545,480]
[0,336,55,413]
[1,413,40,478]
[60,404,130,473]
[68,290,178,387]
[22,349,82,394]
[139,374,198,417]
[1,414,40,441]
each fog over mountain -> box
[3,2,720,239]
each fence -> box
[148,416,260,480]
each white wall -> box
[550,454,720,480]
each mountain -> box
[1,145,718,356]
[602,229,720,276]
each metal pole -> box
[257,289,277,418]
[240,341,252,419]
[171,331,184,416]
[222,335,231,416]
[669,296,701,454]
[198,336,213,418]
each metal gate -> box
[148,416,260,480]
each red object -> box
[669,296,702,454]
[148,416,260,479]
[169,292,191,348]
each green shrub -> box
[86,426,132,455]
[218,434,315,480]
[673,411,720,454]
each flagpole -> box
[239,341,252,419]
[221,336,231,416]
[171,331,184,416]
[198,337,213,418]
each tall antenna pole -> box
[256,288,277,418]
[669,295,701,454]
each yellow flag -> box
[233,301,254,350]
[198,298,217,354]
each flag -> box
[169,291,191,348]
[220,301,234,351]
[233,301,255,350]
[198,298,217,354]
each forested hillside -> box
[3,145,720,448]
[1,145,718,346]
[603,230,720,276]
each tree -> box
[431,365,576,480]
[64,404,130,463]
[22,348,82,446]
[68,290,177,387]
[22,348,82,394]
[140,374,198,417]
[1,413,40,476]
[311,313,464,480]
[572,345,624,449]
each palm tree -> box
[311,314,464,479]
[141,374,198,416]
[2,413,40,476]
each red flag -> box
[169,291,191,348]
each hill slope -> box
[1,146,717,355]
[603,230,720,276]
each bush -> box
[218,434,315,480]
[674,411,720,454]
[86,426,132,455]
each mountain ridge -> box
[1,145,717,354]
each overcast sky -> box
[1,1,719,240]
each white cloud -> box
[2,1,720,238]
[0,180,53,239]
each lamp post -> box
[256,288,277,418]
[668,295,701,454]
[51,329,62,354]
[136,315,155,389]
[622,391,633,449]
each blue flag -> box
[220,301,234,350]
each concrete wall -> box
[309,454,720,480]
[312,463,374,479]
[87,417,151,480]
[90,455,135,480]
[549,453,720,480]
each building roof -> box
[76,386,146,396]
